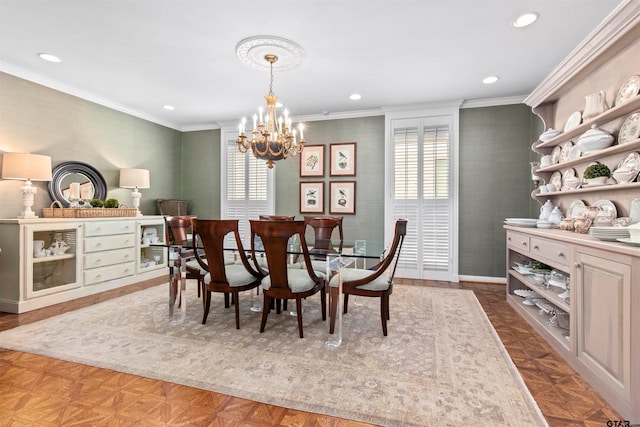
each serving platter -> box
[564,111,582,131]
[550,146,562,165]
[567,200,586,218]
[593,199,617,218]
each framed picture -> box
[329,181,356,214]
[299,181,324,214]
[300,145,325,177]
[330,142,356,176]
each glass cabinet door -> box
[25,222,82,299]
[137,219,167,272]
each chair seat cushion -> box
[185,259,207,274]
[329,268,391,291]
[204,263,258,287]
[262,268,324,293]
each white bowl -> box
[576,125,614,152]
[539,128,561,142]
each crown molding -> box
[460,95,526,109]
[0,62,182,131]
[524,0,640,108]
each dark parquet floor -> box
[0,277,623,426]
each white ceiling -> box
[0,0,622,131]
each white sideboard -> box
[505,226,640,423]
[0,216,168,314]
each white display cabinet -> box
[137,217,167,273]
[0,216,167,314]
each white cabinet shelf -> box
[0,216,168,314]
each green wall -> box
[0,72,182,217]
[459,105,540,277]
[1,72,541,280]
[273,116,386,243]
[181,129,221,219]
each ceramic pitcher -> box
[539,200,554,220]
[33,240,46,258]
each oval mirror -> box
[48,161,107,207]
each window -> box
[220,128,274,247]
[385,107,459,281]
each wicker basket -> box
[42,201,77,218]
[75,207,138,218]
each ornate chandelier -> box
[237,54,304,168]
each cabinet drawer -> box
[531,237,571,266]
[84,234,135,253]
[84,248,136,269]
[84,221,136,237]
[84,261,135,285]
[507,231,530,253]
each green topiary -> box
[104,198,120,208]
[583,162,611,179]
[89,199,104,207]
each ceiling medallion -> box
[235,36,305,71]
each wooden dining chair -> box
[328,219,407,336]
[164,215,205,298]
[250,220,326,338]
[191,219,264,329]
[303,216,343,272]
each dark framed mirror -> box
[48,161,107,207]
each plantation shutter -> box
[389,115,454,280]
[224,139,269,247]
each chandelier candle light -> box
[237,54,305,168]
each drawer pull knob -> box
[574,262,581,268]
[522,242,527,247]
[95,259,102,264]
[533,245,539,250]
[558,252,564,258]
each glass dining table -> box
[154,238,386,347]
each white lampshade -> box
[2,153,52,181]
[119,168,150,189]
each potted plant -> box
[583,162,611,186]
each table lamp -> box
[1,152,52,218]
[119,168,150,216]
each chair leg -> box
[329,287,337,334]
[260,294,270,333]
[234,291,241,329]
[202,290,211,324]
[381,294,389,336]
[320,287,326,321]
[296,296,304,338]
[197,276,201,298]
[343,294,349,314]
[224,293,230,308]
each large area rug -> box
[0,284,546,426]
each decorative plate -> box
[549,171,562,192]
[514,289,539,298]
[593,199,617,218]
[615,75,640,106]
[559,141,574,163]
[567,200,586,218]
[550,146,562,164]
[618,112,640,144]
[567,145,582,161]
[564,111,582,131]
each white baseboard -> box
[458,275,506,285]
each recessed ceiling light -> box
[38,53,61,63]
[482,76,499,84]
[162,105,175,111]
[349,93,362,101]
[512,12,539,28]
